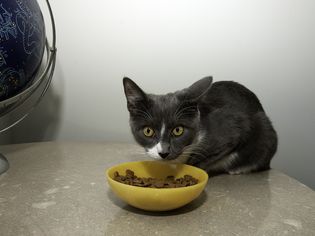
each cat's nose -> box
[158,152,170,159]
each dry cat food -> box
[113,169,198,188]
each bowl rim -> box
[105,160,209,190]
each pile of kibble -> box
[113,169,198,188]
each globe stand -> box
[0,0,56,175]
[0,154,9,174]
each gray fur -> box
[123,77,277,175]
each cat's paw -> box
[228,166,253,175]
[173,155,189,164]
[228,170,243,175]
[186,157,200,166]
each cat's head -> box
[123,77,212,162]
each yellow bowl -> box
[106,161,208,211]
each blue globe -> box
[0,0,45,101]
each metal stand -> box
[0,154,9,174]
[0,0,56,175]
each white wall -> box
[1,0,315,189]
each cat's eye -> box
[172,126,184,136]
[143,127,154,137]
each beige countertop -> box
[0,142,314,236]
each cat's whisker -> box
[175,106,198,119]
[176,112,198,119]
[132,114,150,120]
[132,109,153,120]
[173,101,188,117]
[133,152,147,155]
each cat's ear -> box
[123,77,147,107]
[185,76,213,101]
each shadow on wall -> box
[0,61,64,144]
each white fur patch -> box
[160,123,165,137]
[226,153,257,174]
[147,142,163,160]
[228,165,256,175]
[197,131,205,143]
[147,123,166,160]
[211,152,239,170]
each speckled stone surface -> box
[0,142,314,236]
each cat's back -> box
[205,81,264,114]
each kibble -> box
[113,169,198,188]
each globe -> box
[0,0,46,101]
[0,0,56,175]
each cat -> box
[123,76,278,175]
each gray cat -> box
[123,76,277,175]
